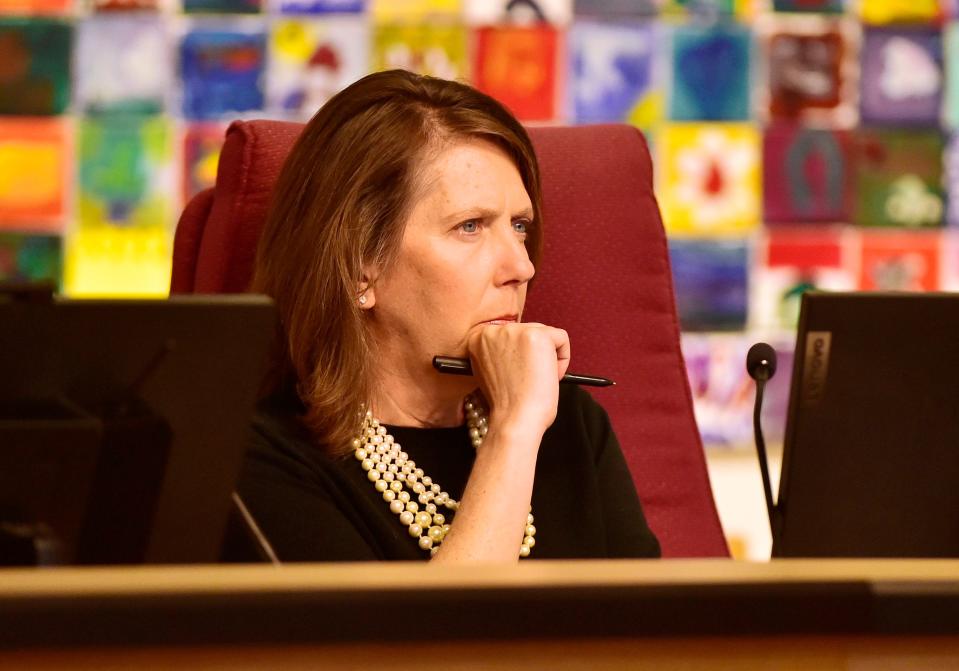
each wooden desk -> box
[2,559,958,669]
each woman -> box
[239,69,660,562]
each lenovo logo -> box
[801,331,831,406]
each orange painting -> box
[0,0,71,13]
[0,117,67,231]
[473,25,559,122]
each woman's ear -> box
[357,272,376,309]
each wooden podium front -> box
[2,559,958,669]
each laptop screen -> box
[775,292,959,558]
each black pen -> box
[432,356,615,388]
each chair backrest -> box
[172,120,729,558]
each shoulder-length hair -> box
[252,69,544,457]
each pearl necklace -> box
[353,393,536,558]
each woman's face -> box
[366,137,536,375]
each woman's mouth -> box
[481,315,518,326]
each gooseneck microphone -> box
[746,342,781,542]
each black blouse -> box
[236,384,660,561]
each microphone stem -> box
[752,378,777,541]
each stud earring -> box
[358,294,368,305]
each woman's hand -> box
[466,322,570,437]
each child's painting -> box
[853,129,944,228]
[681,332,794,448]
[751,226,854,330]
[183,123,226,204]
[370,0,460,22]
[763,125,851,223]
[860,28,942,126]
[573,0,657,15]
[267,17,368,119]
[658,123,761,236]
[859,0,940,25]
[669,23,750,121]
[773,0,842,12]
[0,0,71,13]
[473,25,560,121]
[77,116,173,230]
[464,0,573,25]
[0,118,67,231]
[0,18,72,115]
[183,0,260,14]
[569,20,661,128]
[75,15,170,115]
[270,0,363,14]
[373,22,467,81]
[859,230,941,291]
[64,227,172,297]
[0,233,61,287]
[180,26,266,120]
[761,18,854,125]
[668,238,749,331]
[944,133,959,227]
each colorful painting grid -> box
[4,1,959,447]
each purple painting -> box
[860,28,942,126]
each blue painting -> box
[180,28,266,121]
[275,0,364,13]
[860,28,942,126]
[570,21,658,126]
[669,23,751,121]
[669,238,749,331]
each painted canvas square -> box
[668,238,749,331]
[944,24,959,127]
[658,124,760,236]
[569,21,660,126]
[860,28,942,125]
[180,26,266,120]
[763,125,851,223]
[184,0,260,14]
[270,0,363,14]
[853,129,943,228]
[859,0,940,25]
[90,0,163,9]
[78,116,173,230]
[859,230,941,291]
[76,15,170,115]
[663,0,736,16]
[464,0,573,25]
[751,226,854,330]
[762,20,852,124]
[0,0,71,13]
[267,17,368,119]
[681,333,793,448]
[944,133,959,227]
[370,0,460,21]
[183,123,226,203]
[772,0,842,12]
[0,18,71,115]
[669,24,750,121]
[573,0,657,15]
[64,228,172,297]
[373,23,467,81]
[473,25,559,121]
[0,233,61,287]
[0,118,67,230]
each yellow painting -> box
[370,0,460,22]
[63,227,171,297]
[0,118,67,231]
[859,0,940,24]
[373,22,467,81]
[657,123,761,237]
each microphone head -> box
[746,342,777,381]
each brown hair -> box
[252,69,544,456]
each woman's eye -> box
[513,220,529,234]
[460,220,479,233]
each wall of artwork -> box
[1,0,956,456]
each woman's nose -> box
[494,223,535,287]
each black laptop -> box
[774,292,959,557]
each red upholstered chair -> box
[172,120,729,558]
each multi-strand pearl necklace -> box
[353,393,536,558]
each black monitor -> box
[774,292,959,557]
[0,293,275,564]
